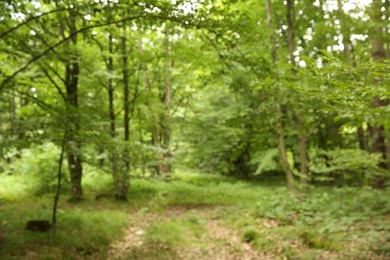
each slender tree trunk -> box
[160,30,172,175]
[119,30,130,200]
[286,0,296,69]
[51,131,66,241]
[106,33,120,195]
[298,134,308,186]
[286,0,308,188]
[65,8,82,200]
[265,0,276,63]
[277,105,297,196]
[266,0,297,195]
[138,38,161,175]
[370,0,388,188]
[357,126,369,151]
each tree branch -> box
[0,14,147,92]
[0,8,69,39]
[38,64,67,102]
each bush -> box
[309,148,388,185]
[5,142,69,196]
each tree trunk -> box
[160,30,172,176]
[276,105,297,196]
[266,0,297,195]
[265,0,276,65]
[299,134,308,187]
[370,0,388,188]
[65,8,82,200]
[357,126,369,151]
[138,37,161,175]
[119,30,130,200]
[51,131,66,241]
[106,32,121,197]
[286,0,296,69]
[286,0,308,188]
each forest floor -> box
[108,206,276,260]
[0,172,389,259]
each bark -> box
[286,0,308,187]
[370,0,388,188]
[286,0,296,68]
[265,0,276,63]
[160,30,172,175]
[51,131,66,241]
[65,8,83,200]
[299,134,308,187]
[277,105,298,196]
[119,30,130,200]
[266,0,297,195]
[357,126,369,151]
[107,32,120,196]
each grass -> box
[0,169,389,259]
[144,217,204,247]
[0,196,129,259]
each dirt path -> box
[108,207,274,260]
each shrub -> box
[5,142,69,196]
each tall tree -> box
[64,6,83,200]
[266,0,297,195]
[160,28,173,175]
[120,26,130,200]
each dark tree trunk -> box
[65,8,83,200]
[106,32,120,196]
[357,126,369,151]
[119,31,130,200]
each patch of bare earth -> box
[177,218,274,260]
[108,213,155,259]
[108,207,274,260]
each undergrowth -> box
[0,168,389,259]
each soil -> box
[108,206,275,260]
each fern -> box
[249,148,281,175]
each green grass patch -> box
[1,170,389,259]
[0,174,30,202]
[0,197,128,260]
[144,217,204,247]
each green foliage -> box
[57,209,128,248]
[309,148,388,184]
[249,148,281,175]
[82,163,113,193]
[242,229,258,243]
[0,198,128,259]
[255,187,390,254]
[0,174,29,201]
[3,142,69,196]
[1,171,389,259]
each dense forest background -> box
[0,0,389,259]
